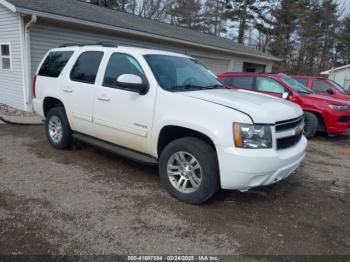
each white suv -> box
[32,43,307,204]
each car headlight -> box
[233,123,272,149]
[328,105,350,111]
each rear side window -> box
[312,80,331,93]
[223,76,254,90]
[70,51,103,84]
[38,51,73,78]
[295,78,308,86]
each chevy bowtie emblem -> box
[295,127,303,136]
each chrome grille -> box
[275,116,304,132]
[275,116,304,150]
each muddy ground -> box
[0,124,349,257]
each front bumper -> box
[217,136,307,190]
[326,110,350,134]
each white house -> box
[0,0,280,111]
[321,64,350,91]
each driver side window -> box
[103,53,145,89]
[256,77,285,94]
[312,80,331,93]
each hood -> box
[180,89,303,124]
[301,93,350,105]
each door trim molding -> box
[94,117,147,137]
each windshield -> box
[330,80,348,94]
[144,55,223,91]
[280,74,313,94]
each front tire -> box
[45,107,72,149]
[304,112,318,138]
[159,137,219,204]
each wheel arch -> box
[304,110,326,132]
[157,125,217,157]
[43,97,65,117]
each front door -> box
[93,52,156,154]
[311,79,334,96]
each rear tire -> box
[304,112,318,138]
[159,137,219,204]
[45,107,72,149]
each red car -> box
[291,75,350,100]
[218,72,350,138]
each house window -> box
[1,44,11,70]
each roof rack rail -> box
[59,42,118,48]
[96,42,119,47]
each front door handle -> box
[97,94,111,102]
[63,87,73,93]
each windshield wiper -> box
[205,84,224,89]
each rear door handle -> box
[97,94,111,102]
[63,87,73,93]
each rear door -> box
[62,50,104,135]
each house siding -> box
[0,4,25,110]
[329,69,350,90]
[30,23,190,76]
[30,23,274,77]
[30,23,273,77]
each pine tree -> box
[318,0,340,71]
[223,0,271,44]
[203,0,226,35]
[268,0,305,72]
[339,16,350,64]
[167,0,206,31]
[127,0,175,20]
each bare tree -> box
[128,0,175,21]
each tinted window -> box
[223,76,254,90]
[70,51,103,84]
[256,77,285,94]
[103,53,145,88]
[312,80,331,93]
[295,78,308,86]
[38,51,73,78]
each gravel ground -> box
[0,124,349,257]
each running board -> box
[72,133,158,165]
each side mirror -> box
[282,92,289,99]
[326,88,334,95]
[117,74,148,95]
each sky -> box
[339,0,350,17]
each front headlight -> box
[328,105,350,111]
[233,123,272,149]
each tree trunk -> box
[238,0,248,44]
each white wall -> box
[329,68,350,90]
[0,4,25,110]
